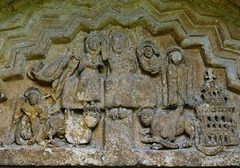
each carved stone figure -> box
[133,40,161,108]
[166,47,193,107]
[196,68,239,155]
[20,87,48,145]
[138,106,195,149]
[65,104,100,145]
[136,40,161,74]
[103,31,138,108]
[62,32,104,109]
[5,87,47,145]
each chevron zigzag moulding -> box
[0,0,239,167]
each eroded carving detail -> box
[196,68,239,155]
[138,106,195,150]
[65,104,100,145]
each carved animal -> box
[139,106,195,148]
[44,111,65,146]
[152,107,184,141]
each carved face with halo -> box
[137,40,161,74]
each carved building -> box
[0,0,239,167]
[197,68,239,147]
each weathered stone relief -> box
[1,28,238,155]
[0,1,240,166]
[0,29,238,161]
[195,68,239,155]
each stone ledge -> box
[0,147,239,167]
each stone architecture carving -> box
[196,68,239,155]
[0,0,239,167]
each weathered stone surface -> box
[0,0,239,167]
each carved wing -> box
[29,56,71,84]
[12,96,25,124]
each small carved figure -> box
[65,104,100,145]
[138,106,195,149]
[134,40,162,107]
[20,87,47,145]
[74,33,104,105]
[6,87,47,145]
[136,40,162,74]
[62,32,104,109]
[166,47,193,107]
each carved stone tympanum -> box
[0,0,239,167]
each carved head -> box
[137,40,161,74]
[138,107,156,126]
[110,32,129,54]
[24,87,41,105]
[83,105,101,128]
[167,46,185,66]
[84,33,100,53]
